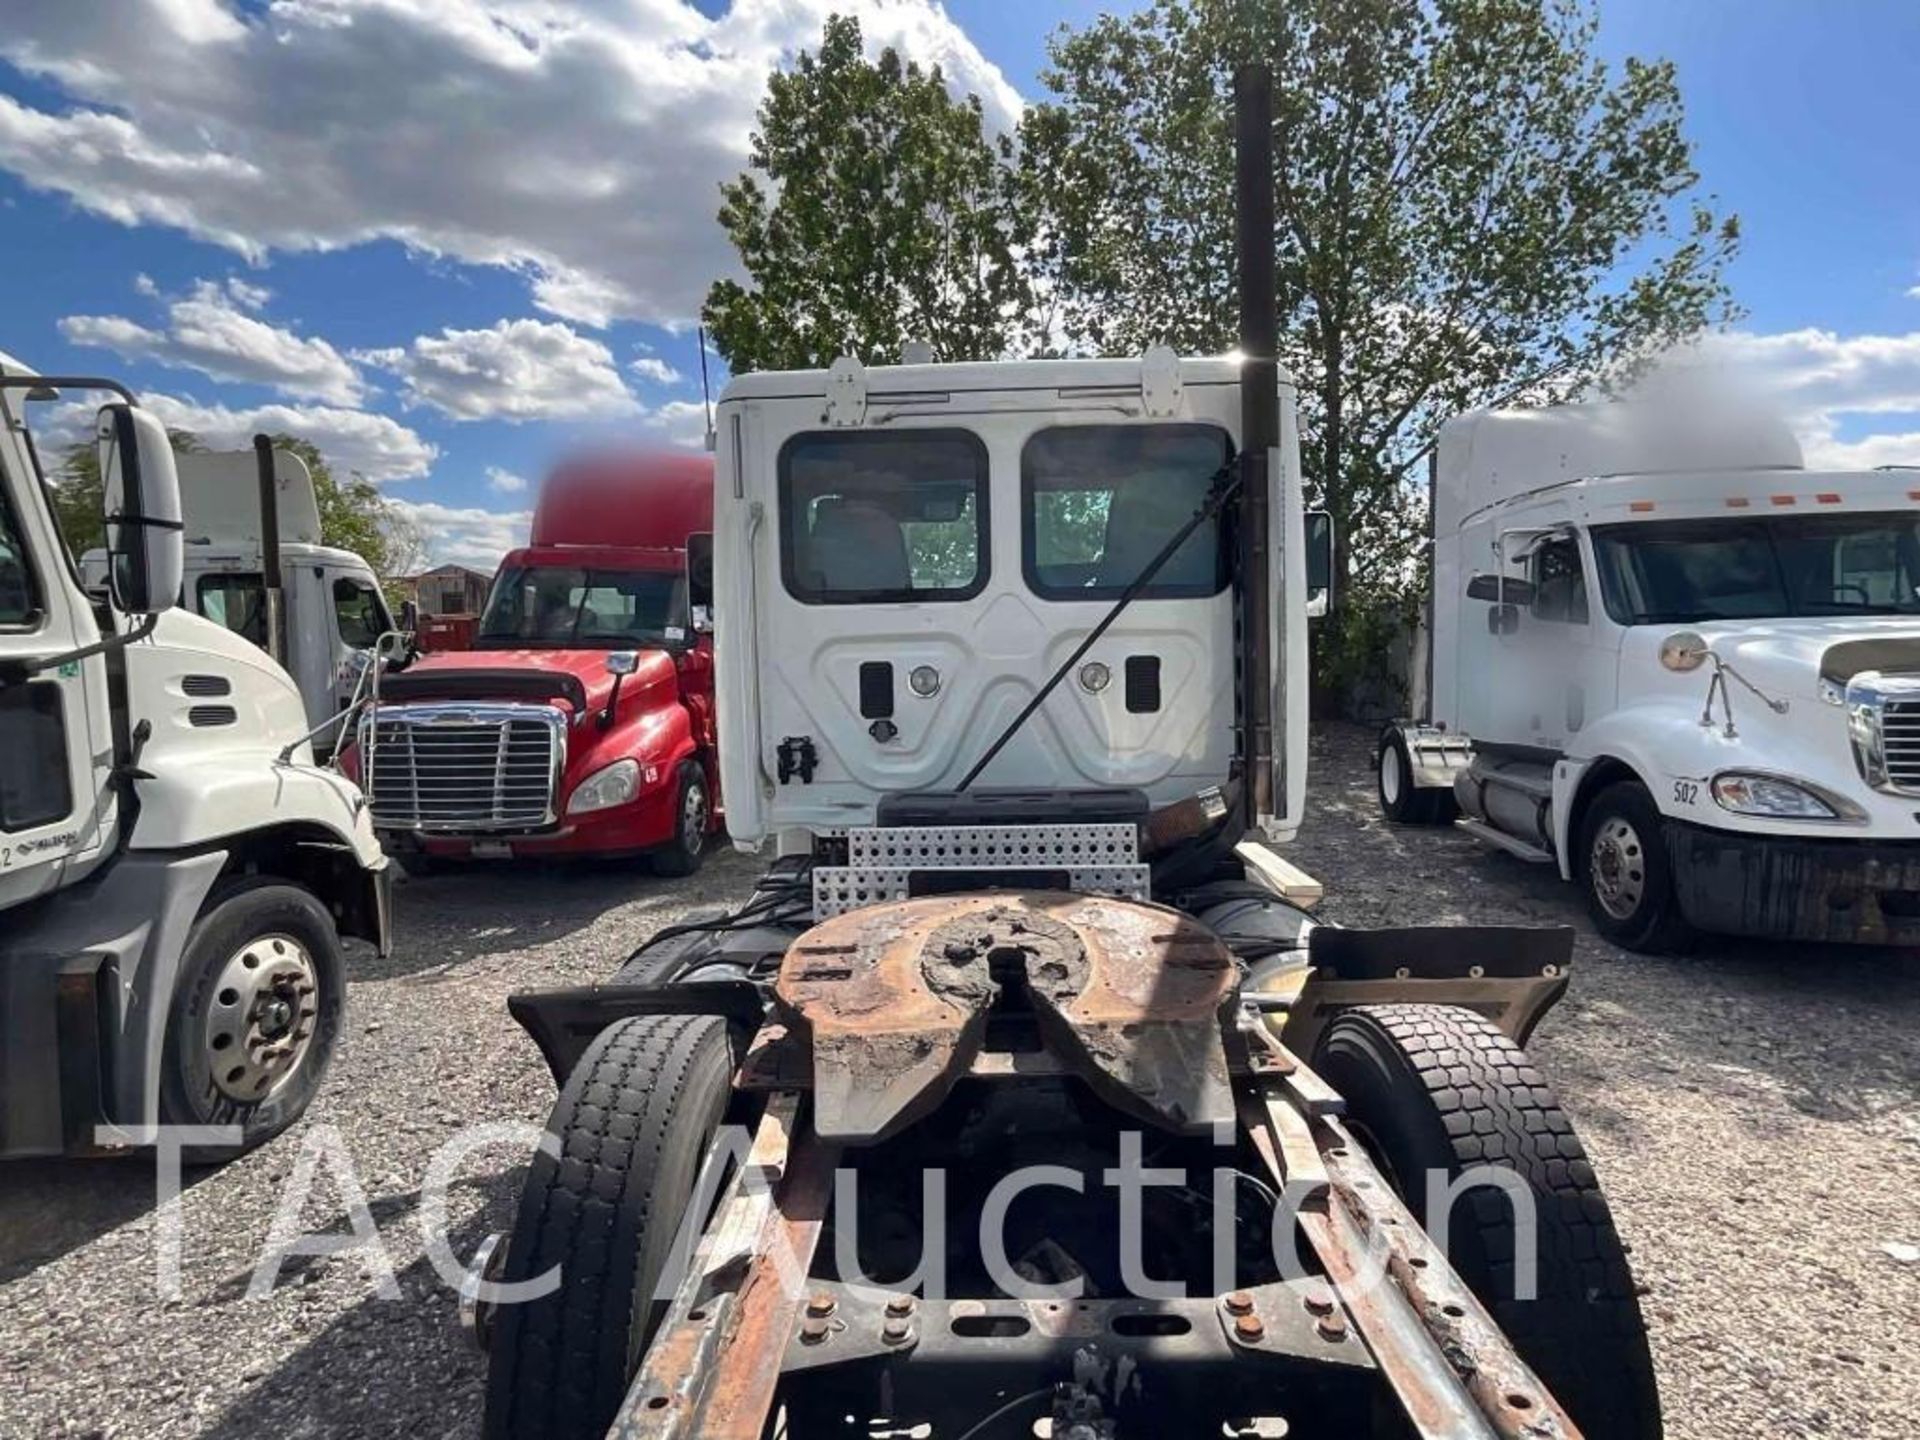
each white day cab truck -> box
[463,69,1663,1440]
[1379,399,1920,953]
[1,357,389,1161]
[82,438,396,759]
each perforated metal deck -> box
[813,823,1150,918]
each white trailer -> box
[1380,399,1920,951]
[83,444,395,758]
[1,356,389,1160]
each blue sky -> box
[2,0,1917,567]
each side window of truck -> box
[1529,537,1589,624]
[0,484,38,628]
[779,430,989,603]
[1023,423,1232,599]
[197,573,268,647]
[332,576,390,648]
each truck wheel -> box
[650,762,710,878]
[1314,1004,1661,1440]
[1377,732,1457,825]
[1577,781,1694,953]
[482,1014,734,1440]
[159,879,345,1163]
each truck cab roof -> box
[719,352,1287,405]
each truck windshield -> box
[1591,513,1920,623]
[475,566,684,649]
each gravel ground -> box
[1,720,1916,1439]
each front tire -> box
[1377,731,1458,825]
[1315,1004,1661,1440]
[482,1014,735,1440]
[650,761,711,878]
[159,879,346,1162]
[1577,781,1694,953]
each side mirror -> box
[1305,510,1333,619]
[686,533,715,634]
[400,598,420,632]
[606,650,640,677]
[1467,573,1535,605]
[1488,602,1520,636]
[97,403,183,616]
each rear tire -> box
[159,880,345,1163]
[1377,731,1458,825]
[1577,781,1694,953]
[481,1014,735,1440]
[650,762,710,878]
[1314,1004,1661,1440]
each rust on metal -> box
[1321,1119,1581,1440]
[774,893,1237,1140]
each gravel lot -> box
[2,720,1916,1439]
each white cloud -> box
[640,398,712,449]
[629,356,684,386]
[132,271,158,297]
[486,465,529,494]
[361,317,637,422]
[388,498,530,570]
[0,0,1021,327]
[1700,328,1920,469]
[60,278,363,403]
[156,393,436,481]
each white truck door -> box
[0,424,114,903]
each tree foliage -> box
[703,14,1045,371]
[1032,0,1738,598]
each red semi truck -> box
[345,453,720,875]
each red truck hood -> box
[383,646,677,713]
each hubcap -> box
[1379,746,1402,806]
[1589,816,1647,921]
[203,933,320,1104]
[683,782,707,855]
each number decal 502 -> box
[1672,780,1699,805]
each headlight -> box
[1709,771,1863,822]
[567,759,641,815]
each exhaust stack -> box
[253,432,286,666]
[1235,62,1278,830]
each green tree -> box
[703,14,1044,371]
[1032,0,1739,632]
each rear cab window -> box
[779,430,989,603]
[197,572,267,647]
[1022,424,1232,599]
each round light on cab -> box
[1659,631,1709,673]
[908,664,941,698]
[1078,661,1112,693]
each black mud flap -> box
[507,980,767,1088]
[1284,925,1574,1056]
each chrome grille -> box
[359,702,565,831]
[1881,694,1920,793]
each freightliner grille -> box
[359,702,566,831]
[1881,694,1920,794]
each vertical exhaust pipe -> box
[1235,62,1278,830]
[253,432,286,666]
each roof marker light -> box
[1725,497,1751,508]
[1770,495,1796,506]
[1629,500,1655,513]
[1817,492,1842,504]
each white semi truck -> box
[1379,399,1920,952]
[82,442,397,759]
[0,356,389,1160]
